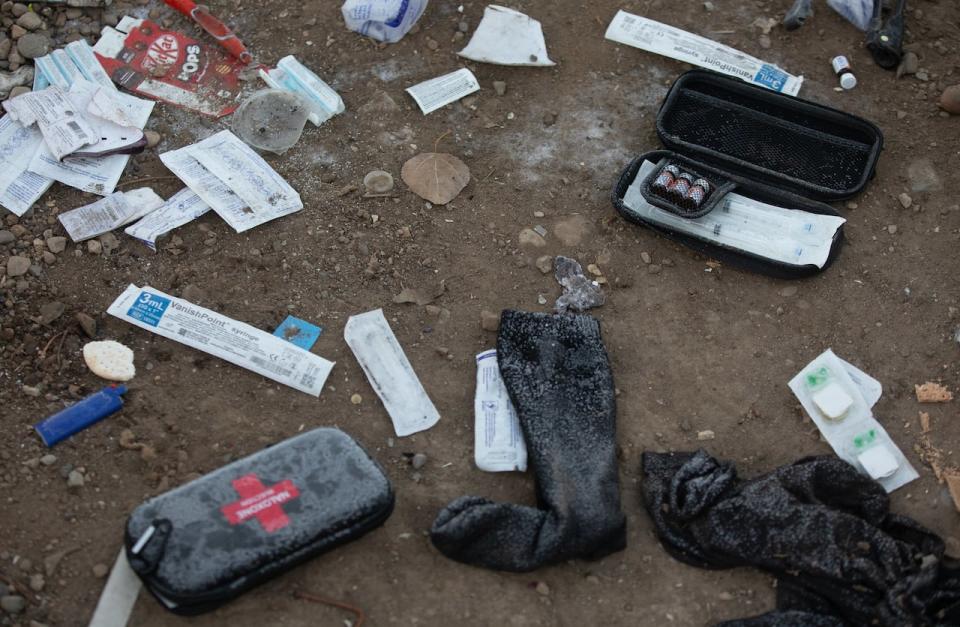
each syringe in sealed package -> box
[259,56,345,126]
[605,11,804,96]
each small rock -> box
[87,239,102,255]
[42,251,55,265]
[144,130,161,148]
[426,37,438,51]
[940,85,960,115]
[16,32,48,58]
[38,301,65,325]
[46,236,66,253]
[0,595,26,614]
[15,10,41,30]
[358,90,399,114]
[758,34,771,49]
[648,264,662,275]
[492,80,506,96]
[9,25,26,40]
[535,255,553,274]
[99,232,119,254]
[6,255,30,276]
[181,284,205,304]
[28,573,44,592]
[480,309,500,332]
[897,51,918,78]
[92,563,109,578]
[553,214,591,246]
[363,170,394,194]
[518,228,546,248]
[411,453,427,469]
[897,193,912,209]
[887,224,898,234]
[39,454,56,466]
[43,550,67,576]
[779,286,798,297]
[350,393,362,405]
[586,263,603,277]
[697,430,716,441]
[22,385,40,397]
[542,111,557,127]
[906,159,941,192]
[703,0,715,9]
[535,581,550,596]
[11,2,27,16]
[640,251,651,264]
[0,229,14,244]
[76,312,96,338]
[66,469,84,488]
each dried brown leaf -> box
[401,152,470,205]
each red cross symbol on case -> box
[220,473,300,533]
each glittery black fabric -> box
[642,450,960,626]
[430,310,626,571]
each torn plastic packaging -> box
[341,0,429,44]
[642,450,960,625]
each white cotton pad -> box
[83,340,136,382]
[858,446,899,480]
[812,382,853,420]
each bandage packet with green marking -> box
[788,349,917,492]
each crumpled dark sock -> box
[430,310,626,571]
[642,450,960,626]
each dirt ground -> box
[2,0,959,625]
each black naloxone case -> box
[612,70,884,278]
[125,428,394,615]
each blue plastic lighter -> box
[34,385,127,447]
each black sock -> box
[430,310,626,571]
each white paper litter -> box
[3,85,100,160]
[125,188,211,250]
[623,160,845,268]
[160,130,303,233]
[27,81,153,195]
[406,68,480,115]
[59,188,164,241]
[788,349,918,492]
[605,11,803,96]
[458,5,554,66]
[108,284,334,397]
[474,349,527,472]
[87,550,141,627]
[0,115,54,217]
[344,309,440,437]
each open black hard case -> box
[612,70,884,278]
[124,428,394,615]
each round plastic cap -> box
[840,73,857,90]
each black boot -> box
[430,310,626,571]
